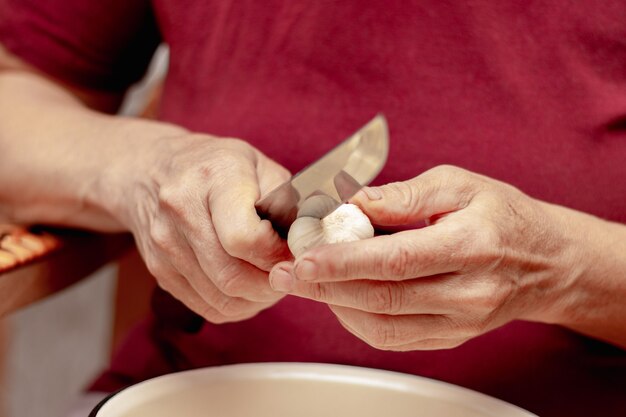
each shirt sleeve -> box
[0,0,160,92]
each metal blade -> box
[256,114,389,234]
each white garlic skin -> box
[287,203,374,257]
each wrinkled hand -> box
[113,134,292,323]
[270,165,576,350]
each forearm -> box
[537,203,626,348]
[0,71,186,230]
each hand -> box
[108,133,292,323]
[269,165,579,350]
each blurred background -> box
[0,45,170,417]
[2,266,115,417]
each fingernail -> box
[362,187,383,201]
[294,259,318,281]
[270,268,294,292]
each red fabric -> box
[0,0,159,91]
[2,1,626,416]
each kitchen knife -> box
[256,114,389,234]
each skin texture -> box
[0,45,291,323]
[2,45,625,349]
[270,166,626,350]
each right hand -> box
[106,133,292,323]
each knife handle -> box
[255,182,300,238]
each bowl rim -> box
[89,362,538,417]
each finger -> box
[150,209,280,304]
[207,154,290,271]
[270,263,457,315]
[256,154,291,195]
[141,212,274,322]
[330,305,460,350]
[335,314,466,351]
[149,215,277,308]
[174,238,278,310]
[292,223,468,282]
[338,318,467,352]
[158,268,263,324]
[140,243,231,324]
[350,165,480,226]
[181,214,284,302]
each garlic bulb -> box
[287,195,374,257]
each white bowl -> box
[90,363,537,417]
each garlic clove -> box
[296,194,339,219]
[287,203,374,257]
[288,216,327,257]
[322,204,374,244]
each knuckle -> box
[479,219,501,247]
[225,137,253,154]
[198,163,219,182]
[197,149,248,184]
[148,222,174,253]
[367,322,398,350]
[427,165,476,200]
[143,256,160,278]
[385,181,419,213]
[213,263,249,297]
[324,255,352,279]
[212,295,242,317]
[215,273,244,298]
[442,221,486,270]
[221,230,253,259]
[444,219,473,241]
[468,221,504,269]
[382,244,413,278]
[473,281,503,311]
[158,186,188,213]
[150,267,177,292]
[309,282,328,301]
[198,305,230,324]
[363,283,402,314]
[477,281,513,330]
[429,164,461,179]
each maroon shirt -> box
[2,1,625,415]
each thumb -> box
[350,165,477,226]
[208,155,290,271]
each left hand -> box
[269,165,579,351]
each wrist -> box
[86,117,189,231]
[514,201,586,325]
[527,202,625,329]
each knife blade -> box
[256,114,389,234]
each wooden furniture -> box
[0,229,141,417]
[0,227,156,352]
[0,228,134,318]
